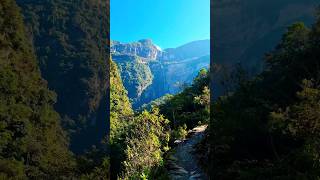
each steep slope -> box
[109,59,133,140]
[109,58,133,179]
[112,54,153,101]
[0,0,75,178]
[16,0,109,153]
[112,39,161,60]
[112,39,210,108]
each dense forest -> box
[16,0,109,153]
[208,10,320,179]
[0,0,74,178]
[0,0,110,179]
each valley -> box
[111,39,210,108]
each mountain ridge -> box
[111,39,210,108]
[111,39,210,61]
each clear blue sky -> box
[111,0,210,49]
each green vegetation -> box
[171,124,188,140]
[16,0,109,152]
[0,0,110,179]
[159,69,210,130]
[110,59,170,179]
[0,0,75,178]
[110,59,134,141]
[139,94,174,111]
[209,14,320,179]
[120,109,170,179]
[110,55,210,178]
[115,55,153,101]
[5,0,320,178]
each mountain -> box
[111,39,210,108]
[161,39,210,61]
[212,0,318,98]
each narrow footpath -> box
[166,125,208,180]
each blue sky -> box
[111,0,210,49]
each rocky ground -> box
[166,125,208,180]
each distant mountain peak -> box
[111,39,161,60]
[154,44,162,51]
[138,39,162,51]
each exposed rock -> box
[111,39,210,108]
[111,39,161,60]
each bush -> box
[171,124,188,140]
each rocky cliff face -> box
[113,54,153,99]
[112,39,162,60]
[112,39,210,108]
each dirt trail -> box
[166,125,208,180]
